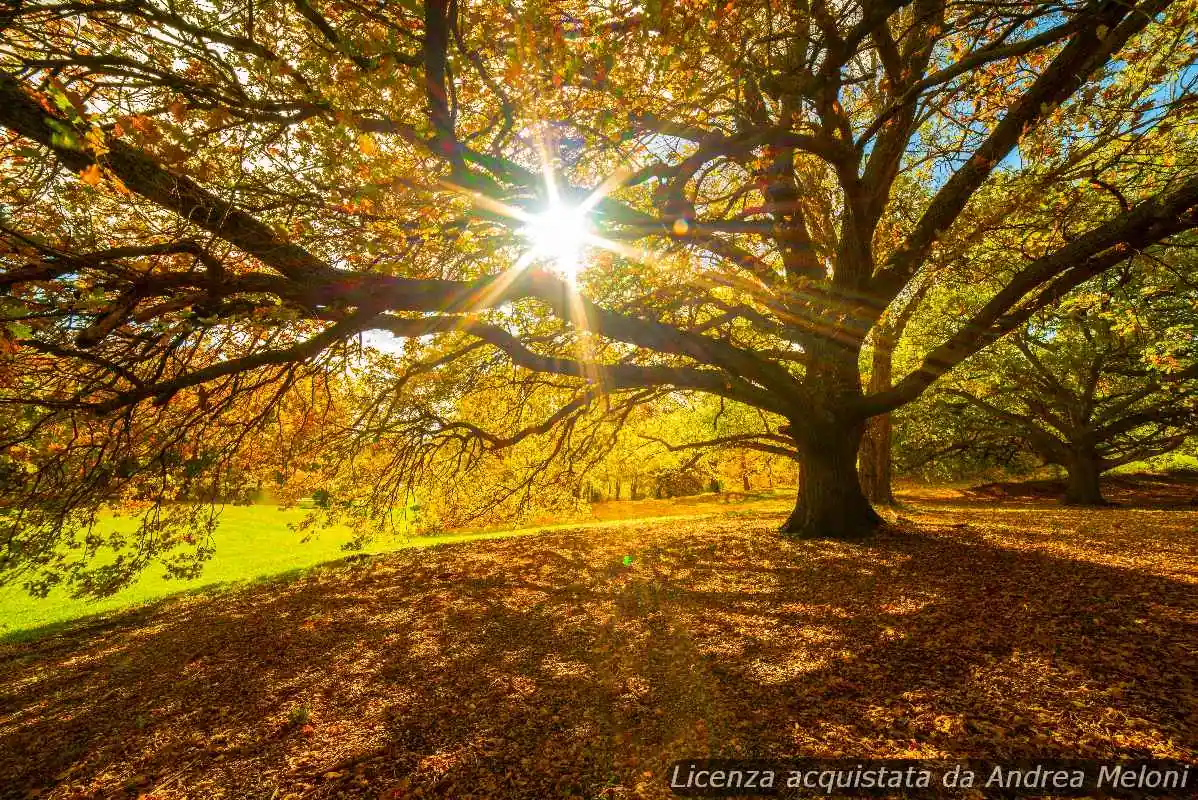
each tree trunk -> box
[859,414,894,505]
[1063,452,1107,506]
[781,422,881,539]
[859,329,896,505]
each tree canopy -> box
[939,263,1197,504]
[2,0,1197,591]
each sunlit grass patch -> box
[0,495,796,639]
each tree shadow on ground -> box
[0,503,1193,800]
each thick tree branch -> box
[872,0,1170,302]
[863,175,1198,415]
[640,433,800,460]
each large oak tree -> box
[942,266,1197,505]
[2,0,1197,557]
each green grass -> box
[1108,450,1198,474]
[0,504,544,640]
[0,501,761,641]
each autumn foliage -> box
[1,0,1196,594]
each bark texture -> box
[1064,451,1108,506]
[782,422,882,539]
[860,416,895,506]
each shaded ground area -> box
[962,471,1198,508]
[0,497,1194,799]
[0,492,796,640]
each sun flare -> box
[520,202,592,281]
[442,142,646,292]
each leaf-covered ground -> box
[0,490,798,639]
[0,489,1194,800]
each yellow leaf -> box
[357,133,378,157]
[84,127,109,157]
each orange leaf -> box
[79,164,103,187]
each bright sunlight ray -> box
[519,202,591,282]
[436,144,683,390]
[442,155,631,286]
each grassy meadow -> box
[0,504,529,640]
[0,490,796,640]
